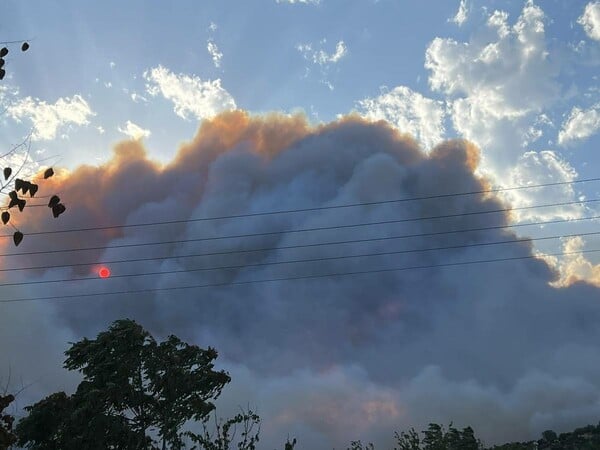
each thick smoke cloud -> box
[1,111,600,449]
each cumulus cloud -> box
[424,1,583,223]
[297,40,347,66]
[117,120,151,140]
[7,94,94,140]
[578,1,600,41]
[130,92,148,103]
[207,39,223,68]
[143,65,236,120]
[558,104,600,145]
[548,236,600,287]
[356,86,445,150]
[297,39,347,90]
[3,112,600,449]
[503,150,583,221]
[449,0,469,26]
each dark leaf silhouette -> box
[1,211,9,224]
[44,167,54,179]
[3,167,11,180]
[48,195,60,208]
[52,203,66,218]
[0,47,7,57]
[21,42,29,52]
[8,191,19,209]
[13,231,23,247]
[29,183,38,197]
[0,58,4,68]
[9,191,27,211]
[14,178,25,193]
[0,69,5,81]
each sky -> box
[2,0,600,448]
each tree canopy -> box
[16,319,231,449]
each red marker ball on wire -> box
[98,266,111,279]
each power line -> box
[1,197,598,258]
[1,247,596,304]
[1,229,600,288]
[2,176,599,239]
[2,212,600,273]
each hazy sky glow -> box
[2,1,600,449]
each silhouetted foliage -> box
[17,319,232,449]
[0,394,16,450]
[0,40,66,246]
[347,441,375,450]
[186,408,261,450]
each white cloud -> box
[449,0,469,26]
[424,1,575,219]
[130,92,148,103]
[356,86,445,150]
[143,65,236,120]
[7,94,94,141]
[547,236,600,287]
[426,3,555,122]
[578,2,600,41]
[207,39,223,68]
[297,40,347,66]
[504,150,582,221]
[558,104,600,145]
[117,120,151,140]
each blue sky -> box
[2,1,599,170]
[3,1,600,449]
[3,0,599,264]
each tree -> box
[347,441,374,450]
[0,40,66,247]
[395,428,421,450]
[186,408,261,450]
[422,423,446,450]
[17,319,231,449]
[0,394,16,450]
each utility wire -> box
[2,212,600,273]
[1,247,596,304]
[1,197,598,258]
[1,229,600,288]
[2,176,599,239]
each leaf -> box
[3,167,11,180]
[52,203,66,218]
[17,198,26,212]
[29,183,38,197]
[8,191,19,209]
[48,195,60,208]
[0,69,5,81]
[21,42,29,52]
[13,231,23,246]
[0,58,4,68]
[1,211,9,224]
[14,178,25,193]
[44,167,54,179]
[0,47,7,57]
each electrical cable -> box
[1,229,599,288]
[2,176,600,239]
[1,247,596,304]
[1,196,598,257]
[2,212,600,273]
